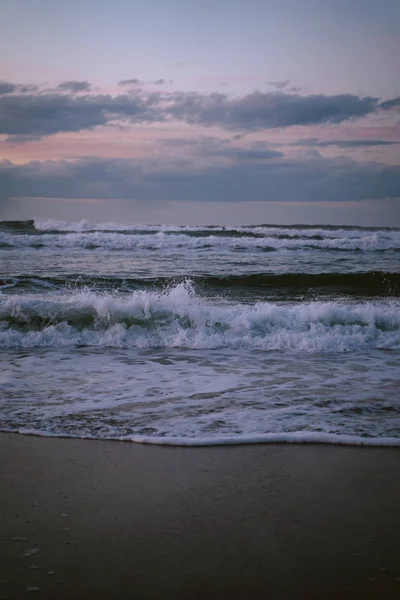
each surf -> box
[1,282,399,350]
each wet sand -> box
[1,432,399,599]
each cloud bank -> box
[1,80,399,139]
[56,81,92,93]
[1,153,399,206]
[294,138,400,148]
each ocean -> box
[0,218,399,446]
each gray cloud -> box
[57,80,92,93]
[294,138,400,148]
[268,79,290,90]
[215,145,282,161]
[119,78,172,87]
[0,81,39,95]
[379,96,400,110]
[0,92,162,138]
[160,136,283,161]
[18,84,39,93]
[118,78,142,86]
[1,84,399,139]
[1,153,399,206]
[167,90,381,130]
[267,80,301,93]
[0,81,17,95]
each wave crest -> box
[1,282,399,350]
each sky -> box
[0,0,399,226]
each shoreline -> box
[3,429,400,448]
[1,432,400,599]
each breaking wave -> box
[1,282,399,350]
[0,219,399,252]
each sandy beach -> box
[1,433,399,600]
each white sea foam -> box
[32,218,400,238]
[1,221,398,252]
[33,218,228,233]
[1,284,399,350]
[34,218,163,232]
[1,230,399,252]
[5,429,400,447]
[1,346,399,446]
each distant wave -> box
[1,283,399,350]
[1,229,399,252]
[30,218,400,234]
[0,219,37,233]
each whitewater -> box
[0,219,399,446]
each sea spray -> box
[1,282,399,350]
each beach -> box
[1,433,399,600]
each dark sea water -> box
[0,218,399,446]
